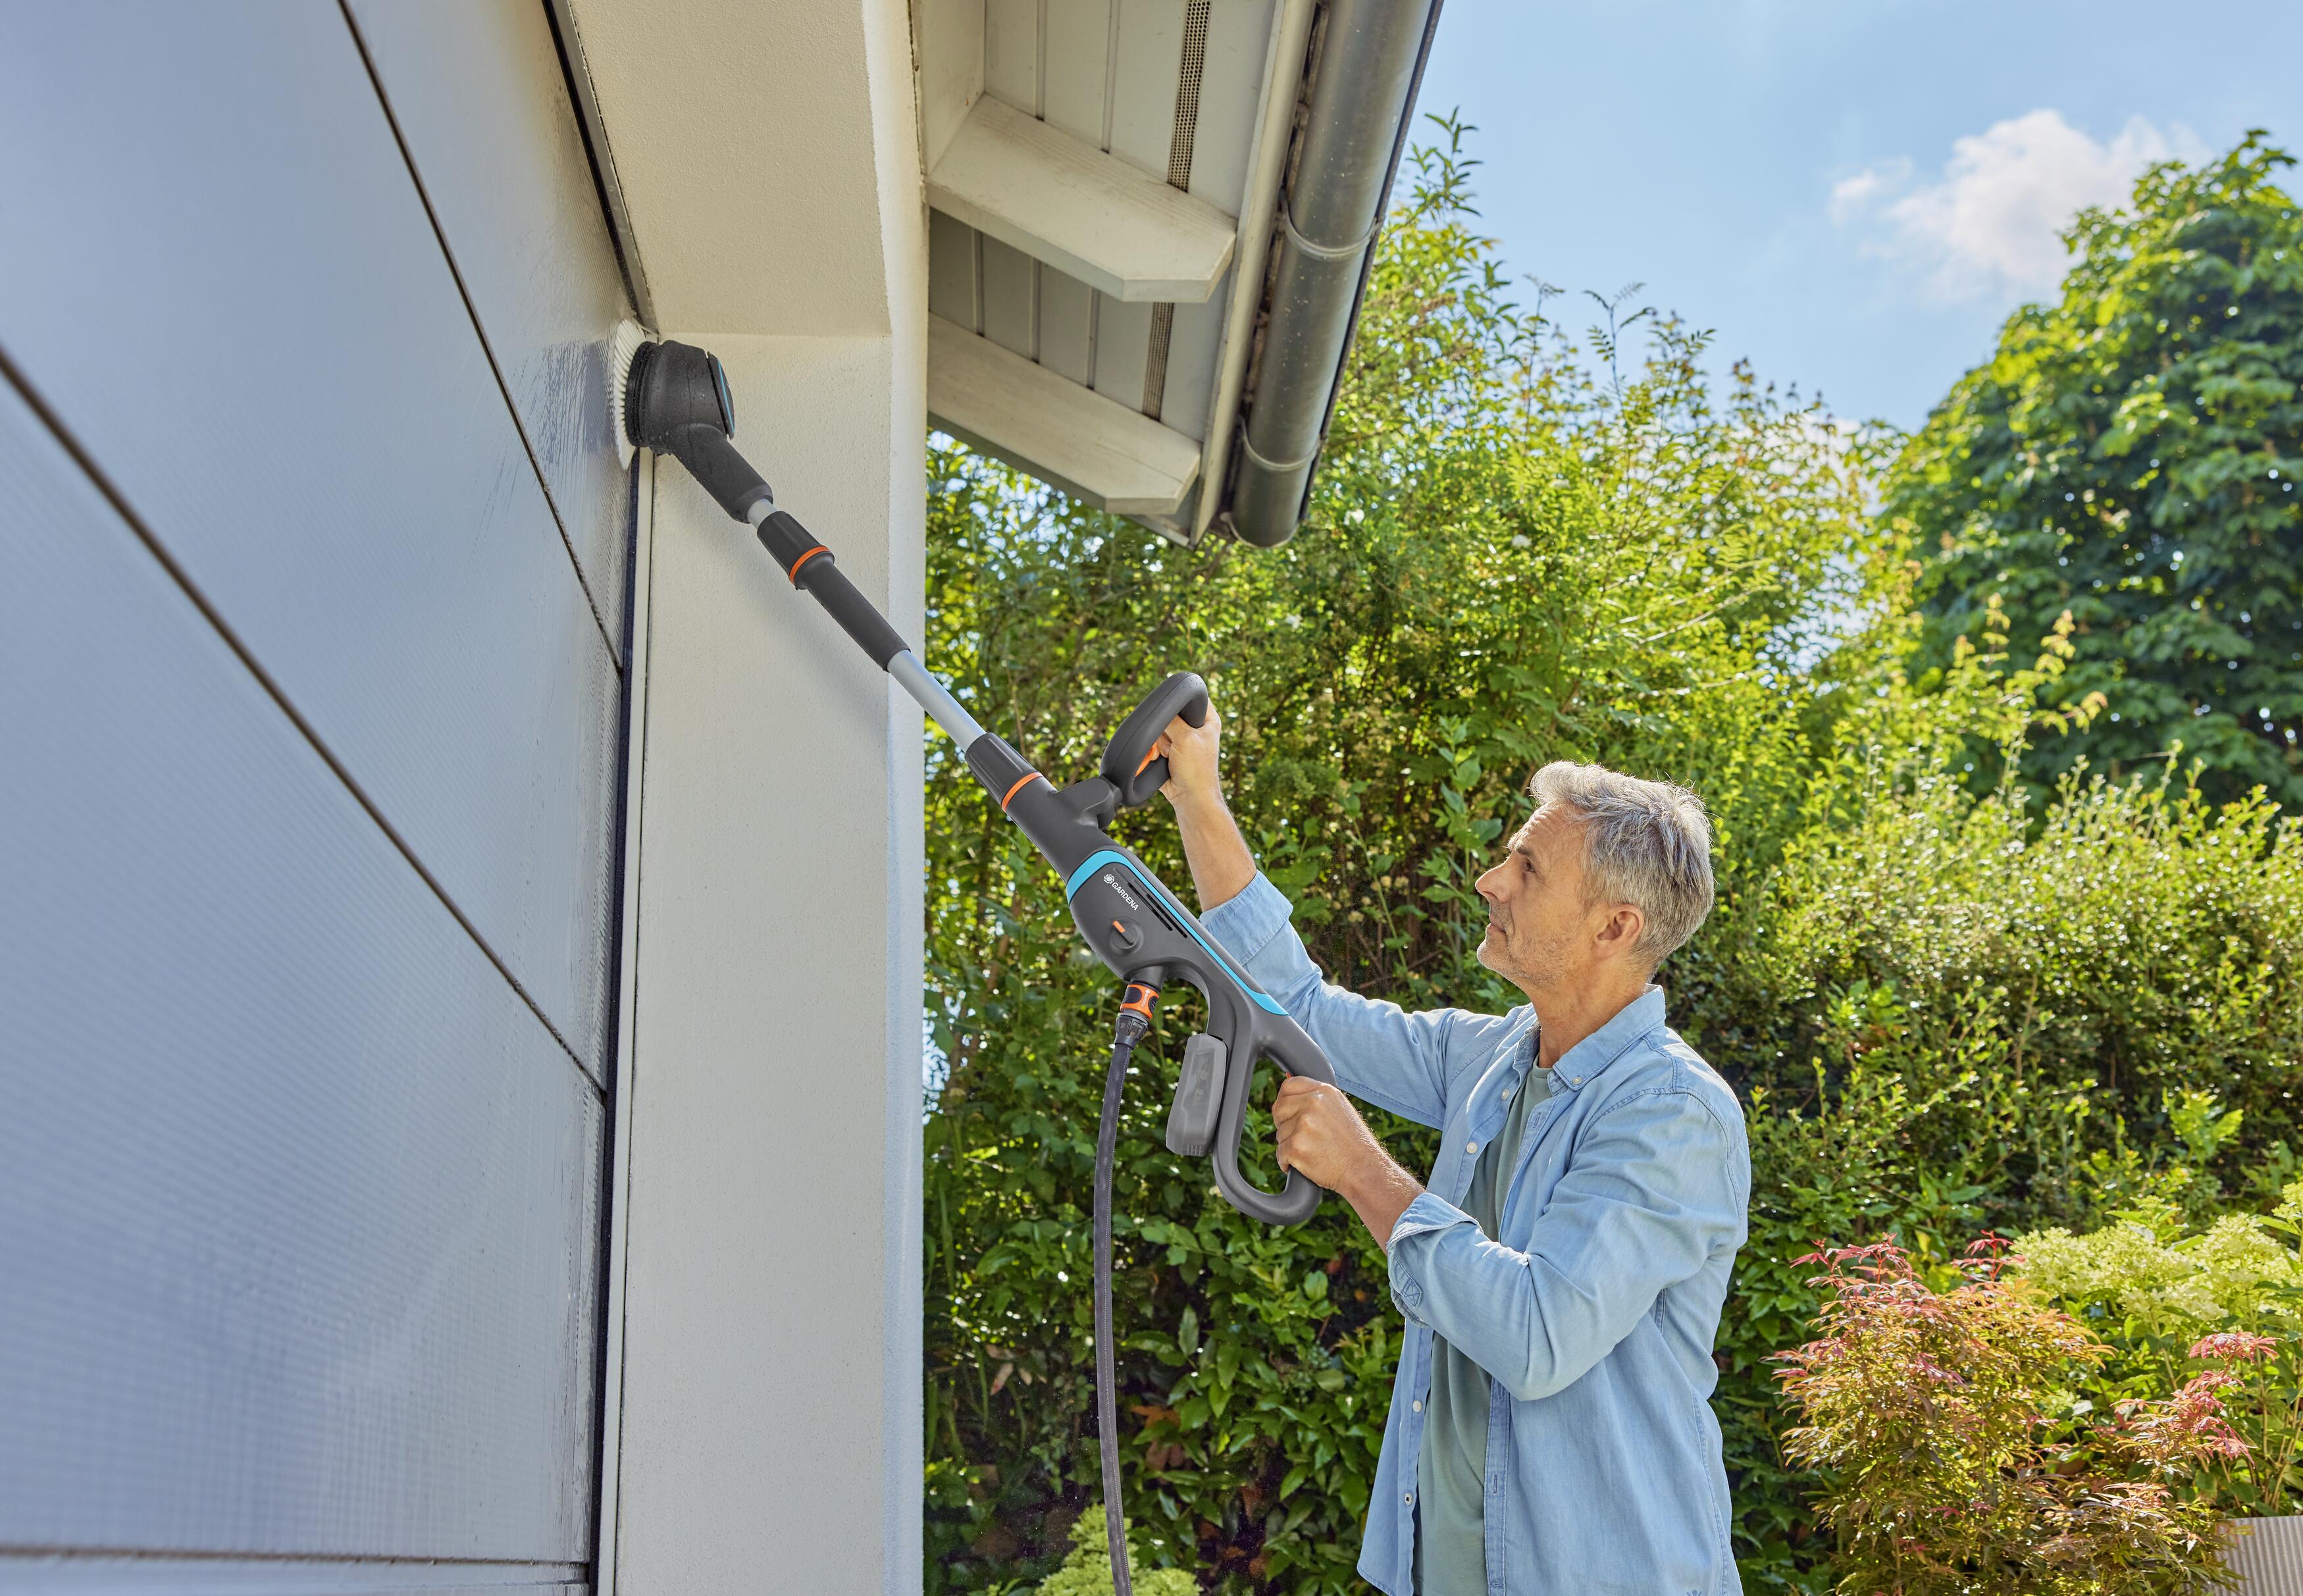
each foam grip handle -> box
[1205,984,1335,1227]
[1100,671,1211,811]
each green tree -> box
[1886,134,2303,806]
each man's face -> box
[1474,803,1604,1000]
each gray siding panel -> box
[0,1557,585,1595]
[346,0,634,659]
[0,385,603,1560]
[0,5,618,1078]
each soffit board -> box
[920,0,1304,544]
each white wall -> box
[558,0,920,339]
[615,334,925,1595]
[561,0,929,1590]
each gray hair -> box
[1526,761,1715,965]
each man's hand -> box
[1274,1077,1424,1247]
[1154,703,1223,813]
[1154,703,1256,911]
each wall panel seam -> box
[0,1550,585,1570]
[539,0,652,327]
[336,0,621,671]
[588,451,654,1596]
[0,344,597,1096]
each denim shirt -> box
[1202,874,1749,1596]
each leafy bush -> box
[1032,1513,1200,1596]
[2020,1152,2303,1516]
[1742,761,2303,1228]
[922,127,1886,1595]
[921,126,2303,1595]
[1774,1239,2238,1595]
[1726,761,2302,1585]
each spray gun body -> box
[966,710,1335,1225]
[622,337,1335,1228]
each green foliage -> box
[1724,1064,1991,1581]
[2019,1152,2303,1516]
[1774,1240,2237,1595]
[1888,134,2303,806]
[923,126,1886,1594]
[1744,762,2303,1225]
[1715,750,2303,1584]
[921,124,2303,1595]
[1033,1512,1200,1596]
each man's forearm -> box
[1173,793,1257,913]
[1339,1153,1425,1250]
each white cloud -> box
[1832,111,2208,303]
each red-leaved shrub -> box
[1774,1239,2239,1594]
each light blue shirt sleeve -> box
[1198,871,1514,1129]
[1384,1085,1747,1401]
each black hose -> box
[1094,1037,1133,1596]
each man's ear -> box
[1593,902,1644,960]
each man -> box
[1156,708,1749,1596]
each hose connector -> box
[1114,980,1158,1050]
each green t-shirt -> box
[1413,1060,1551,1595]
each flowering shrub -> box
[1774,1239,2238,1595]
[2021,1169,2303,1515]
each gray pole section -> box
[742,500,985,747]
[889,651,985,748]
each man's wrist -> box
[1172,788,1232,831]
[1338,1147,1423,1249]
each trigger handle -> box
[1204,995,1333,1228]
[1100,671,1210,811]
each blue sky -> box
[1414,0,2302,431]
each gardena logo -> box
[1102,870,1142,912]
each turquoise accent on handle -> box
[1065,850,1288,1016]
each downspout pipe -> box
[1229,0,1444,547]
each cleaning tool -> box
[614,329,1338,1591]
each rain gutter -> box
[1227,0,1445,547]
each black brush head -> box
[623,338,735,452]
[619,338,773,523]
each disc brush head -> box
[608,319,650,467]
[619,337,737,458]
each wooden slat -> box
[928,93,1234,303]
[1043,0,1113,143]
[928,314,1198,516]
[1105,0,1185,178]
[1158,278,1229,441]
[0,382,602,1560]
[1039,268,1099,386]
[927,208,981,329]
[914,0,985,170]
[0,5,621,1077]
[984,0,1039,110]
[347,0,633,662]
[1091,296,1156,406]
[980,235,1039,357]
[1189,0,1277,211]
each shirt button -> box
[1412,1399,1423,1412]
[1466,1140,1478,1154]
[1404,1493,1414,1506]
